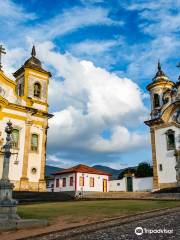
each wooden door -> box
[103,179,107,192]
[126,177,133,192]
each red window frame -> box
[62,178,66,187]
[70,176,73,186]
[56,178,59,188]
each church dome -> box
[24,46,42,69]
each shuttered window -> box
[12,129,19,148]
[31,134,38,151]
[79,176,84,186]
[89,177,94,187]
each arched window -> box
[166,129,175,150]
[153,94,160,108]
[12,129,19,148]
[34,82,41,98]
[31,134,38,152]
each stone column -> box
[19,120,32,191]
[38,123,48,192]
[150,127,159,190]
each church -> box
[0,46,53,191]
[145,62,180,191]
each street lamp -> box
[0,120,20,220]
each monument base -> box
[0,219,48,231]
[0,179,20,220]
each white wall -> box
[53,172,109,193]
[54,173,75,192]
[133,177,153,192]
[109,177,153,192]
[155,125,179,184]
[76,172,109,192]
[109,179,126,191]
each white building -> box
[52,164,110,196]
[109,177,153,192]
[145,61,180,191]
[0,46,52,191]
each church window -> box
[62,178,66,187]
[56,179,59,188]
[89,177,94,187]
[79,176,84,186]
[70,177,73,186]
[31,134,38,152]
[166,129,176,150]
[153,94,160,108]
[12,129,19,148]
[34,82,41,98]
[159,164,163,171]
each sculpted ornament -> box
[172,109,180,124]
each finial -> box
[31,45,36,57]
[158,60,161,71]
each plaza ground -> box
[1,200,180,240]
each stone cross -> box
[0,45,6,71]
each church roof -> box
[146,61,174,91]
[152,61,167,81]
[13,46,51,77]
[52,164,111,176]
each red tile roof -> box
[52,164,111,176]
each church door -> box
[126,177,133,192]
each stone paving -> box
[18,207,180,240]
[71,209,180,240]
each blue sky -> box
[1,0,180,169]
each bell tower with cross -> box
[0,45,6,71]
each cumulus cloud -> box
[35,41,148,159]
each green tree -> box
[135,162,153,178]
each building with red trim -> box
[52,164,111,196]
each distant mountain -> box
[46,164,138,180]
[93,165,121,180]
[45,165,64,177]
[93,165,138,180]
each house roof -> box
[52,164,111,176]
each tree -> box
[135,162,153,178]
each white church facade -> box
[0,46,52,191]
[145,62,180,191]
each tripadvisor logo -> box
[135,226,173,235]
[135,227,143,236]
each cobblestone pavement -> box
[19,208,180,240]
[70,210,180,240]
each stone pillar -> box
[19,120,32,191]
[150,127,159,190]
[38,123,48,192]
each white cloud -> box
[29,6,123,41]
[0,0,36,21]
[35,41,148,155]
